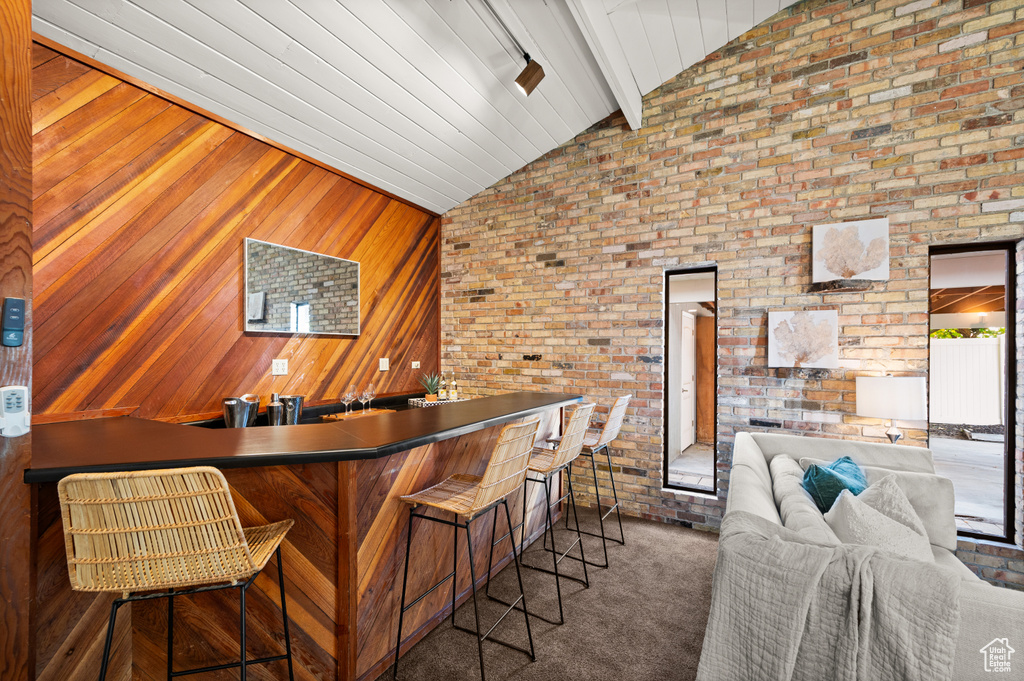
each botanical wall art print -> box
[812,217,889,282]
[768,310,839,369]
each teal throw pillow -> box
[801,456,867,513]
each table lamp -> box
[855,375,927,443]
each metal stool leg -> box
[566,473,590,588]
[464,515,487,681]
[502,499,535,660]
[392,506,415,680]
[589,451,610,568]
[562,460,572,532]
[239,581,248,681]
[97,599,123,681]
[605,445,626,545]
[451,519,459,627]
[275,547,296,681]
[166,590,174,681]
[542,475,565,624]
[485,505,500,597]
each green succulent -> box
[419,372,440,395]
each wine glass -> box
[341,384,357,414]
[362,382,377,411]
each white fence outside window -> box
[929,336,1005,425]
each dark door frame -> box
[928,241,1018,544]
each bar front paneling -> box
[29,393,573,680]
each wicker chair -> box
[58,467,295,681]
[550,394,631,568]
[393,416,541,681]
[486,402,596,625]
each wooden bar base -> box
[33,413,559,680]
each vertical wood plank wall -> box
[0,1,34,678]
[30,42,440,424]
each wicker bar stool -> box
[57,467,295,681]
[393,416,541,681]
[551,394,631,569]
[486,402,596,625]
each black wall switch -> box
[2,298,25,347]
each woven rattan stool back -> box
[594,395,631,448]
[58,467,257,594]
[472,416,541,511]
[548,403,596,469]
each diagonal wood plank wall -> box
[30,41,440,424]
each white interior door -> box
[679,311,696,451]
[668,305,682,462]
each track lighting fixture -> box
[482,0,546,96]
[515,54,545,96]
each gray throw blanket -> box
[696,511,961,681]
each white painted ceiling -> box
[34,0,798,214]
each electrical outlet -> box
[411,361,420,369]
[379,357,389,371]
[272,359,288,375]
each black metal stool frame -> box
[560,442,626,569]
[486,464,589,625]
[393,497,535,681]
[97,546,295,681]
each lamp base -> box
[885,422,903,444]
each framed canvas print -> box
[812,218,889,282]
[768,310,839,369]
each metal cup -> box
[279,395,304,425]
[240,394,260,426]
[223,398,251,428]
[267,401,284,426]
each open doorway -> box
[664,268,716,493]
[929,245,1016,541]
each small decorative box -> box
[408,397,472,408]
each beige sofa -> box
[725,431,1024,681]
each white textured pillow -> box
[857,475,929,536]
[800,457,956,551]
[825,478,934,562]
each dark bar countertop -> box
[26,392,582,483]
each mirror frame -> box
[243,238,361,336]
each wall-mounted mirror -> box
[244,238,360,335]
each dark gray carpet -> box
[383,514,719,681]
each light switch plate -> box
[379,358,389,371]
[272,359,288,375]
[411,361,420,369]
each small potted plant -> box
[419,372,440,402]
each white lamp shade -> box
[855,376,927,421]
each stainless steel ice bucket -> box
[278,395,304,425]
[222,394,260,428]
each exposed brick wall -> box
[441,0,1024,580]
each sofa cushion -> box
[769,455,839,545]
[931,546,979,581]
[825,484,934,562]
[751,432,936,473]
[801,457,957,552]
[726,462,783,524]
[802,456,867,513]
